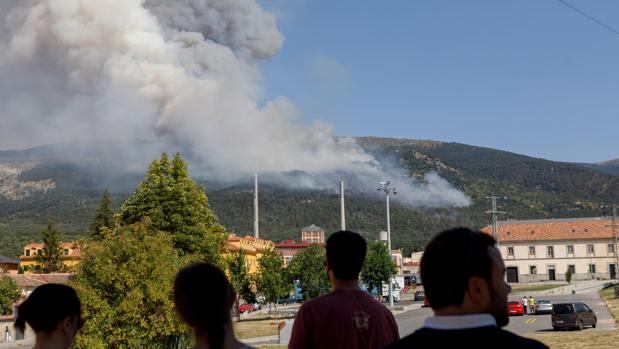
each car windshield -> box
[554,304,574,314]
[538,300,551,304]
[508,301,521,305]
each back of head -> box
[15,284,81,334]
[420,227,496,310]
[326,230,367,281]
[174,262,234,349]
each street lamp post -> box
[378,181,397,307]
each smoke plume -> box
[0,0,470,207]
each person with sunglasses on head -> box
[289,230,399,349]
[386,228,547,349]
[15,283,84,349]
[174,262,254,349]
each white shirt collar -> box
[423,313,497,330]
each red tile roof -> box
[274,240,324,248]
[481,217,616,242]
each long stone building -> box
[482,217,619,283]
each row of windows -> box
[507,244,616,257]
[528,264,598,274]
[25,249,71,256]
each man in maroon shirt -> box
[289,230,399,349]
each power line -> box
[555,0,619,36]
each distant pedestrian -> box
[289,230,399,349]
[15,283,84,349]
[522,296,528,314]
[528,296,535,314]
[174,262,254,349]
[385,228,548,349]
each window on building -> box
[588,264,596,274]
[568,265,576,274]
[507,247,514,256]
[528,246,535,255]
[587,244,594,254]
[547,246,554,258]
[63,249,69,256]
[25,249,30,256]
[608,244,615,253]
[529,265,537,274]
[566,245,574,254]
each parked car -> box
[508,301,525,316]
[239,303,255,313]
[552,302,597,330]
[535,300,553,314]
[414,291,425,302]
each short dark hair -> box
[326,230,367,280]
[15,284,82,334]
[420,227,496,310]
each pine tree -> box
[89,190,114,240]
[121,153,227,263]
[36,219,64,273]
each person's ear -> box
[467,276,491,308]
[61,316,73,334]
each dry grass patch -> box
[234,319,281,339]
[526,286,619,349]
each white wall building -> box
[483,217,619,283]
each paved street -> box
[396,290,616,337]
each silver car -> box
[535,299,553,314]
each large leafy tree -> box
[72,220,189,349]
[226,250,256,319]
[287,246,329,300]
[0,276,20,315]
[89,190,114,240]
[254,249,289,312]
[121,153,227,262]
[361,241,397,298]
[36,219,63,273]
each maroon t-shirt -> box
[289,289,399,349]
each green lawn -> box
[510,283,567,293]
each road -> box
[396,291,616,337]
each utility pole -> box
[486,196,506,245]
[340,179,346,231]
[254,173,259,239]
[378,181,397,307]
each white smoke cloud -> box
[0,0,470,207]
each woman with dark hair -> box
[15,283,83,349]
[174,262,254,349]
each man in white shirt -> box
[386,228,548,349]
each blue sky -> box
[258,0,619,163]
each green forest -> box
[0,137,617,257]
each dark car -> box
[414,291,425,302]
[551,302,597,330]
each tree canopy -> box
[226,250,256,319]
[89,190,114,240]
[36,219,63,273]
[361,240,397,297]
[120,153,227,263]
[72,220,189,349]
[254,249,290,307]
[287,246,329,300]
[0,276,20,315]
